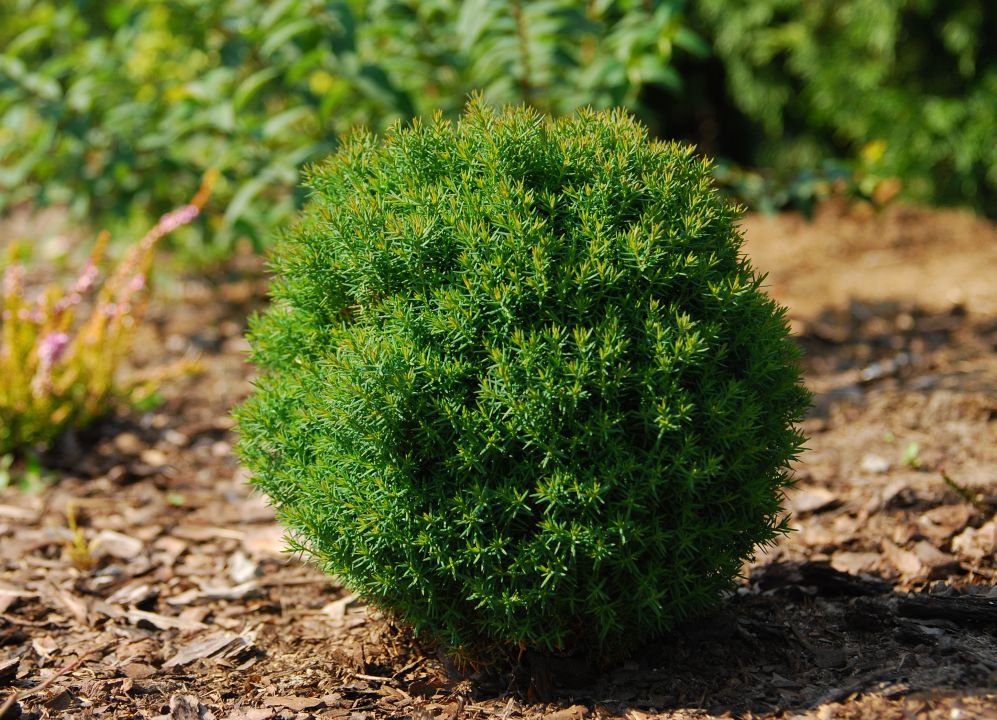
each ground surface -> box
[1,202,995,719]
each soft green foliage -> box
[0,175,212,456]
[363,0,706,115]
[237,102,810,658]
[0,0,347,258]
[0,0,700,260]
[2,0,991,246]
[691,0,997,213]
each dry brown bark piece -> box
[126,609,207,632]
[154,694,216,720]
[163,632,254,669]
[911,541,961,580]
[260,695,324,711]
[223,709,272,720]
[544,704,589,720]
[0,658,18,685]
[895,593,997,627]
[751,561,893,596]
[788,488,841,515]
[881,538,922,577]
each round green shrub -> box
[237,101,810,659]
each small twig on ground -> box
[0,614,53,628]
[259,576,334,588]
[0,644,106,719]
[392,656,425,679]
[352,672,397,683]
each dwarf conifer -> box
[237,101,810,659]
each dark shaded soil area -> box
[1,203,995,719]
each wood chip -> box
[227,552,259,585]
[261,696,324,711]
[32,635,59,660]
[218,495,275,525]
[952,520,997,560]
[140,448,169,466]
[114,432,143,455]
[242,525,287,556]
[106,582,156,606]
[152,536,188,562]
[882,539,922,577]
[859,453,891,474]
[0,505,36,522]
[153,694,216,720]
[813,646,848,669]
[919,504,972,541]
[163,632,253,669]
[911,541,961,580]
[322,594,360,622]
[0,590,22,615]
[544,704,588,720]
[769,673,799,689]
[172,526,245,542]
[92,530,145,561]
[126,609,207,632]
[830,551,881,576]
[176,417,235,437]
[165,581,261,606]
[789,488,840,515]
[896,593,997,627]
[90,599,125,621]
[122,662,158,680]
[43,687,73,712]
[0,657,19,684]
[50,586,89,626]
[224,710,273,720]
[751,561,892,596]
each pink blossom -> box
[37,331,70,367]
[127,275,146,293]
[157,204,199,235]
[11,307,43,324]
[98,301,132,319]
[53,291,84,315]
[2,264,23,298]
[71,261,99,295]
[136,204,200,251]
[31,331,71,398]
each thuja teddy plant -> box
[237,102,810,658]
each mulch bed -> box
[2,204,995,719]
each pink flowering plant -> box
[0,172,216,456]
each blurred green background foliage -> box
[1,0,994,261]
[690,0,996,214]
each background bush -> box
[690,0,997,214]
[236,103,810,658]
[0,0,347,260]
[2,0,991,261]
[0,0,703,260]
